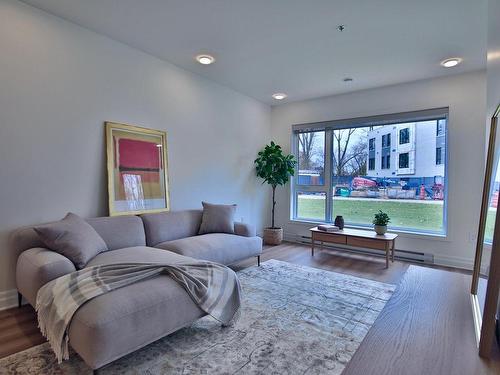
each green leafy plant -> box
[255,141,296,229]
[373,210,391,226]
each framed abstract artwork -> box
[105,122,170,216]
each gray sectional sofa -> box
[14,209,262,371]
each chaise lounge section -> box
[14,210,262,370]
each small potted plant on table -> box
[373,210,390,235]
[255,141,296,245]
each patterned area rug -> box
[0,260,396,375]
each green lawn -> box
[297,197,496,239]
[298,197,445,232]
[485,208,496,243]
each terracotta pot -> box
[263,228,283,245]
[374,225,387,235]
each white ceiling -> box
[21,0,487,105]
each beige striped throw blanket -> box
[36,261,241,363]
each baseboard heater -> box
[292,234,434,264]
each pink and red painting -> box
[106,122,169,215]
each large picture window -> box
[292,108,448,235]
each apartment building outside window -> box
[369,138,375,150]
[399,153,409,168]
[436,120,445,136]
[399,128,410,144]
[436,147,443,165]
[381,155,390,169]
[382,134,391,148]
[369,157,375,170]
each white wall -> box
[487,0,500,316]
[271,71,486,269]
[488,0,500,116]
[0,0,271,297]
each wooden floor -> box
[0,305,45,359]
[1,241,499,374]
[235,242,500,374]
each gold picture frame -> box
[105,122,170,216]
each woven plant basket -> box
[263,228,283,245]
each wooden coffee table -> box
[310,227,398,268]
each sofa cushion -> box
[11,215,146,255]
[141,210,203,246]
[87,215,146,250]
[234,222,257,237]
[198,202,236,235]
[33,213,107,269]
[86,245,197,266]
[16,247,77,306]
[156,233,262,265]
[71,247,205,369]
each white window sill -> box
[288,218,449,242]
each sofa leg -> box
[17,292,22,308]
[257,255,261,266]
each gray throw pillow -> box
[34,212,108,269]
[198,202,236,235]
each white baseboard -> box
[433,254,475,271]
[0,289,19,311]
[285,231,476,271]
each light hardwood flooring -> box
[1,241,499,374]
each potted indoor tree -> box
[373,210,390,235]
[255,141,296,245]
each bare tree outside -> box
[346,139,368,176]
[332,128,368,176]
[298,132,324,171]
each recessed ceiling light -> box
[343,77,353,82]
[272,93,287,100]
[196,54,215,65]
[440,58,462,68]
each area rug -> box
[0,259,396,375]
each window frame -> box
[369,137,375,151]
[399,152,409,168]
[399,128,410,144]
[381,154,391,170]
[292,129,331,222]
[436,120,445,137]
[290,108,449,236]
[368,157,375,170]
[296,130,326,186]
[382,133,391,148]
[436,147,443,165]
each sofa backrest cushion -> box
[11,215,146,255]
[87,215,146,251]
[33,212,108,269]
[141,210,203,246]
[198,202,236,235]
